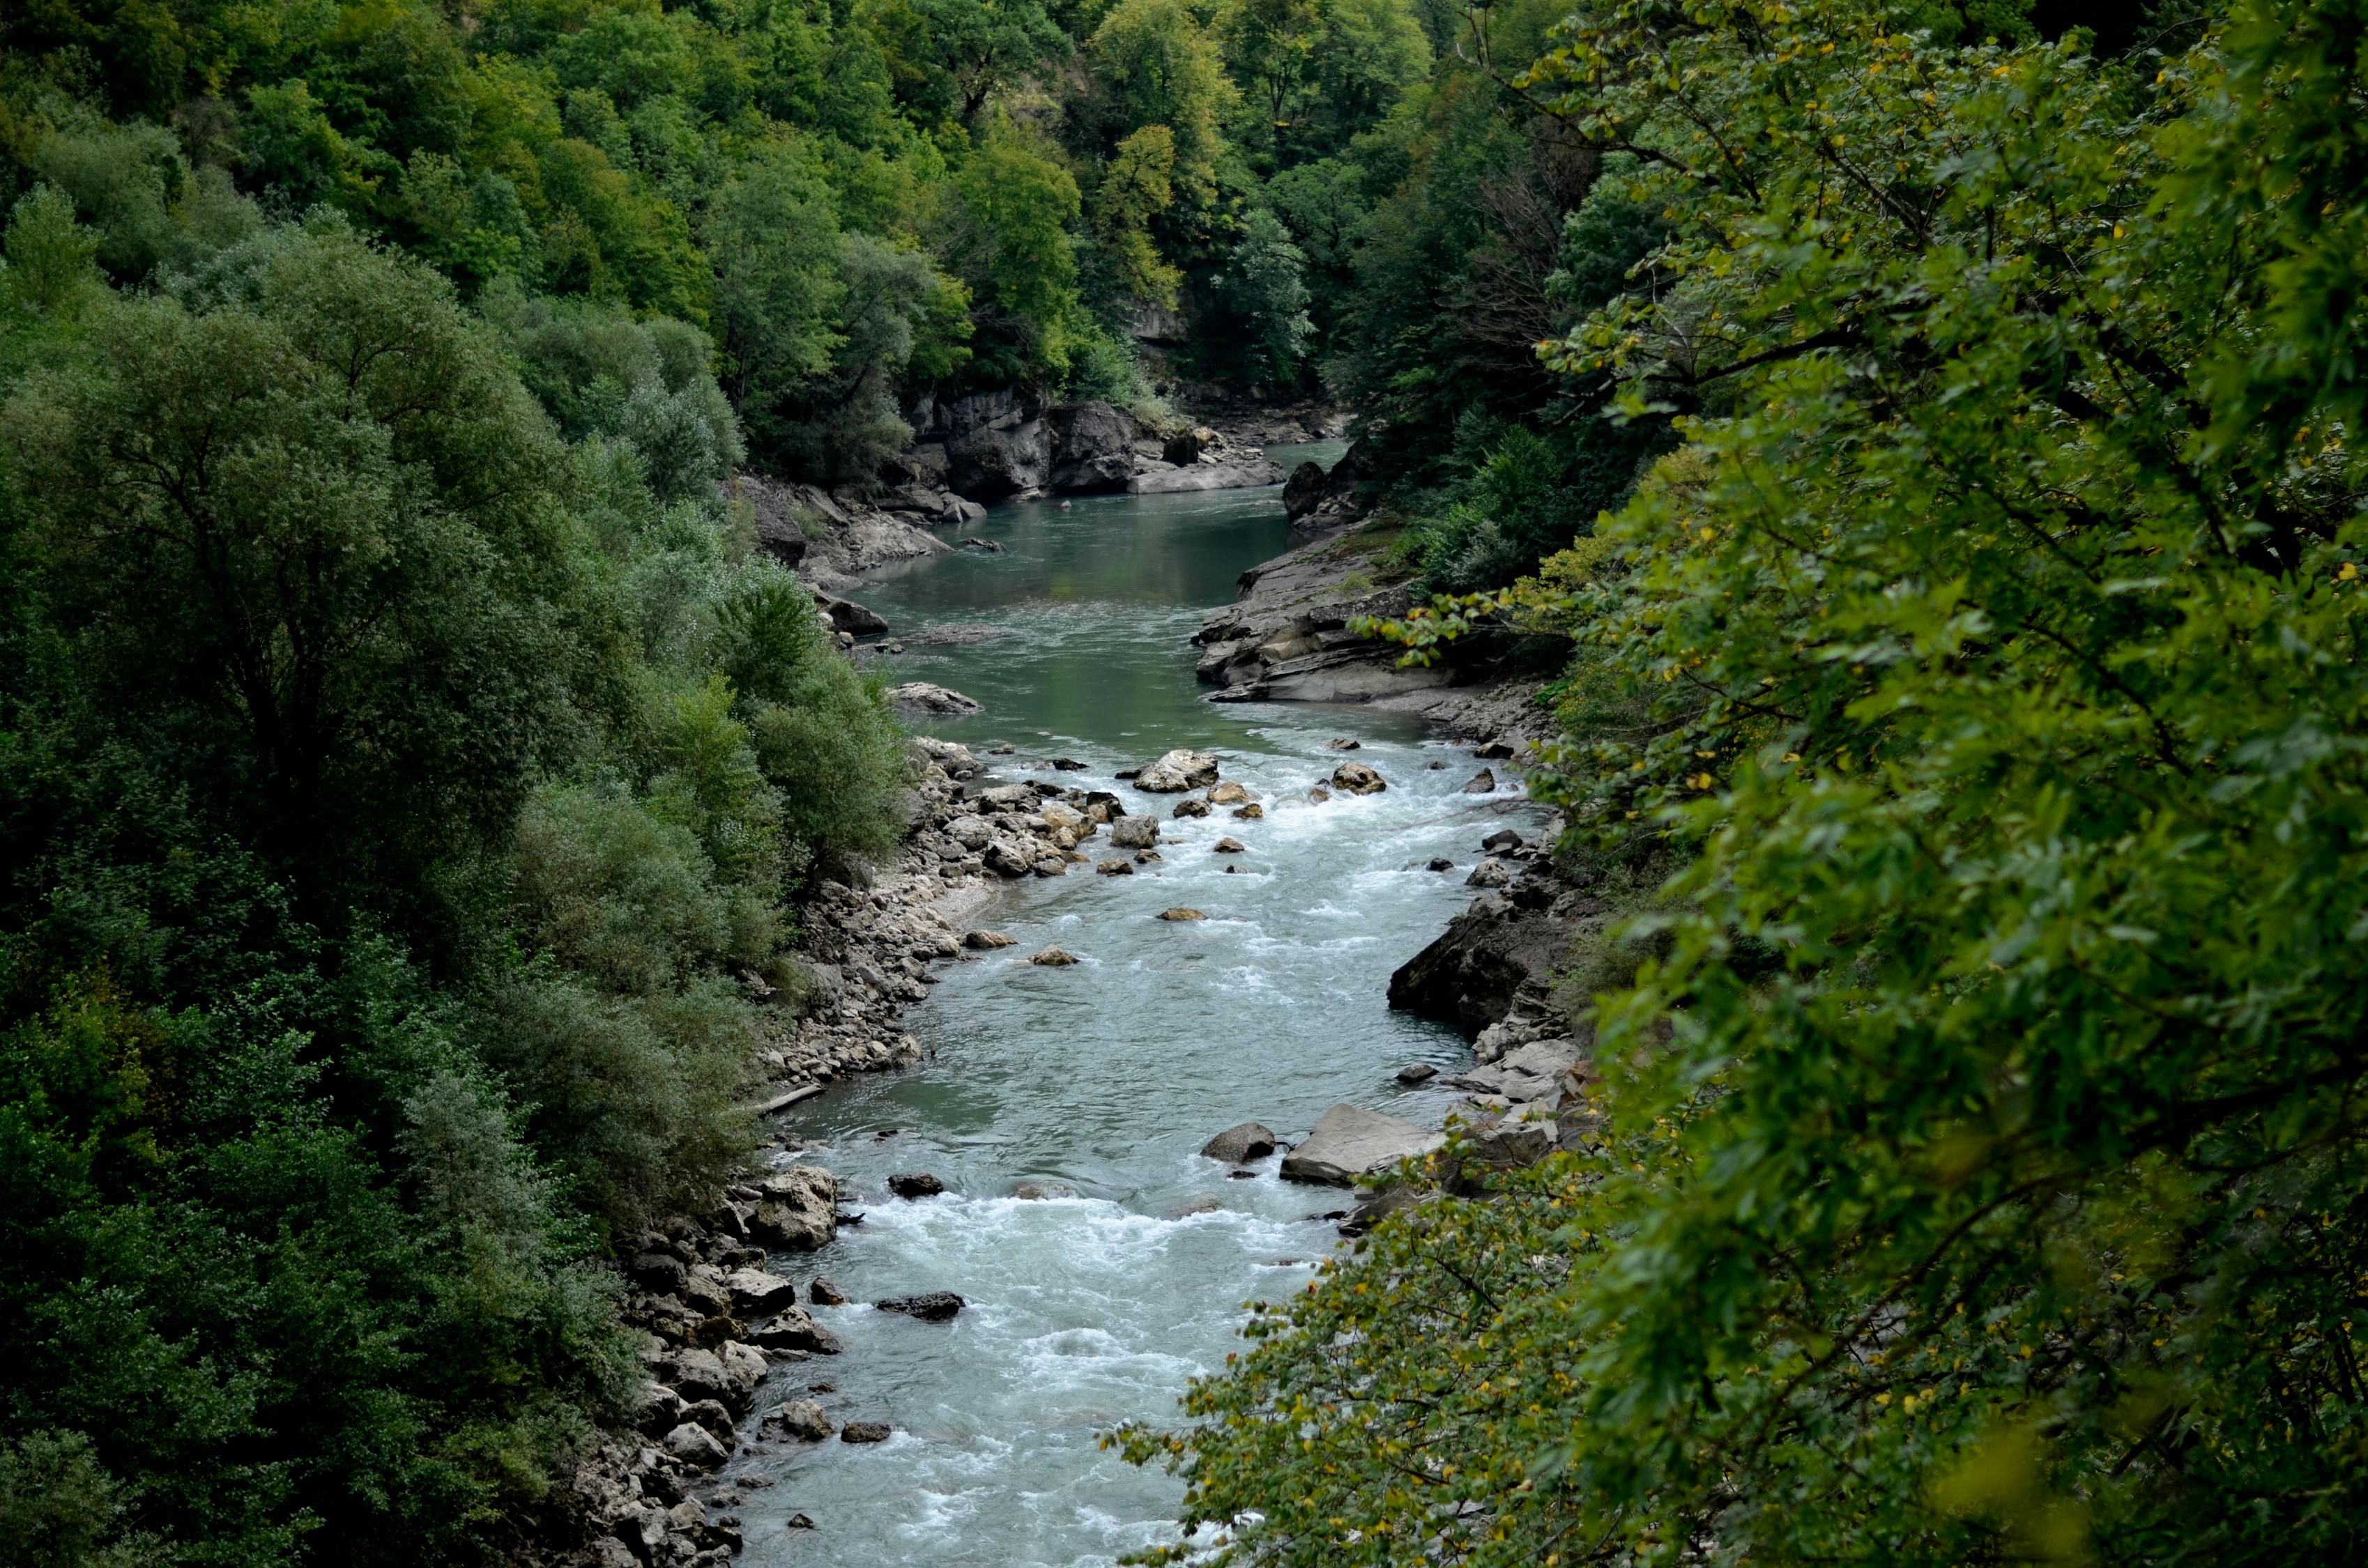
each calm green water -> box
[735,449,1545,1565]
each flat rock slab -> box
[1280,1105,1445,1185]
[887,682,982,715]
[1129,459,1285,493]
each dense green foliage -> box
[0,185,909,1560]
[1122,1,2368,1563]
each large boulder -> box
[723,1268,801,1313]
[813,592,888,636]
[664,1422,729,1468]
[750,1306,844,1355]
[727,472,811,564]
[1046,401,1138,492]
[657,1343,767,1411]
[1108,815,1160,849]
[749,1166,837,1252]
[1387,893,1572,1038]
[1280,1104,1445,1185]
[769,1399,832,1441]
[947,410,1051,499]
[1200,1121,1278,1162]
[1281,460,1329,521]
[1135,748,1221,792]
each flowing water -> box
[734,448,1545,1565]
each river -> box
[733,448,1545,1565]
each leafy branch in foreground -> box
[1125,3,2368,1563]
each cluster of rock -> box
[534,1165,853,1567]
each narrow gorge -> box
[569,436,1584,1567]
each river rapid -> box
[734,449,1547,1565]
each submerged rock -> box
[1028,946,1079,966]
[1096,858,1135,875]
[887,1172,945,1199]
[1462,768,1497,794]
[1212,837,1245,854]
[1172,797,1212,818]
[1396,1063,1439,1084]
[1013,1180,1078,1199]
[886,682,984,716]
[1280,1104,1445,1185]
[1201,1121,1278,1162]
[876,1292,965,1321]
[1158,907,1205,921]
[841,1422,893,1444]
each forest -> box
[0,0,1624,1558]
[8,0,2363,1563]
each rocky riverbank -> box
[1193,441,1559,746]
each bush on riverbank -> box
[1123,3,2368,1563]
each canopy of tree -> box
[1118,2,2368,1565]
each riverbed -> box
[733,452,1546,1565]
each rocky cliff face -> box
[907,391,1289,502]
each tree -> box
[875,0,1072,127]
[946,118,1087,381]
[1219,0,1430,169]
[1086,0,1239,211]
[5,216,590,931]
[702,142,847,467]
[1091,125,1185,308]
[1217,207,1311,386]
